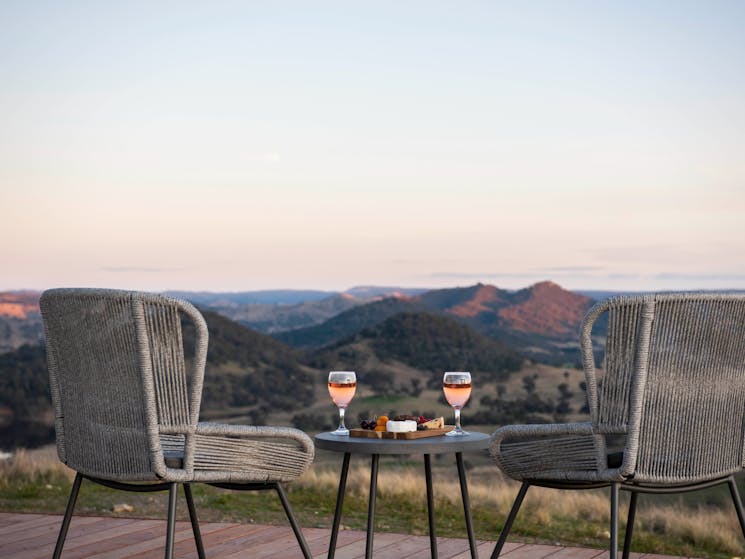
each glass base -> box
[330,427,350,436]
[446,427,469,436]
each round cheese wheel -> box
[386,420,417,433]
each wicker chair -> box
[490,292,745,559]
[40,288,315,559]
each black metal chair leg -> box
[328,452,351,559]
[610,482,619,559]
[728,476,745,541]
[366,454,380,559]
[622,491,638,559]
[184,483,206,559]
[165,483,178,559]
[423,454,437,559]
[455,452,477,559]
[490,482,529,559]
[53,472,83,559]
[276,483,312,559]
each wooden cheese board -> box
[349,426,454,440]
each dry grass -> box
[298,464,745,556]
[0,446,74,483]
[2,447,744,556]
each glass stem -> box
[454,408,461,431]
[339,407,346,430]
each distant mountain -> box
[181,310,316,414]
[0,343,55,450]
[167,289,336,306]
[0,291,41,318]
[180,286,428,334]
[274,297,423,349]
[575,290,631,300]
[417,283,511,313]
[206,294,362,334]
[278,281,595,365]
[0,282,595,364]
[412,281,591,339]
[364,312,522,375]
[344,286,430,298]
[470,281,592,338]
[0,310,320,449]
[0,292,43,354]
[310,311,522,394]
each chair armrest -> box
[195,422,314,456]
[492,422,595,444]
[183,422,315,483]
[490,422,614,482]
[195,421,314,451]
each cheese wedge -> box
[421,417,444,430]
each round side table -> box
[315,432,491,559]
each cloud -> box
[654,272,745,282]
[101,266,183,273]
[581,245,694,264]
[607,273,642,280]
[245,152,281,163]
[428,272,537,280]
[429,267,606,280]
[539,266,605,273]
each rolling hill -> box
[181,309,317,415]
[0,292,43,354]
[0,283,594,364]
[171,286,429,334]
[275,281,595,364]
[2,295,597,450]
[365,312,523,375]
[0,310,320,449]
[309,311,523,395]
[274,297,424,349]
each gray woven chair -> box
[40,288,315,559]
[489,292,745,559]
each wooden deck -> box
[0,512,700,559]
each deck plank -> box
[448,540,500,559]
[398,535,477,559]
[0,512,47,528]
[134,523,270,559]
[502,544,566,558]
[12,518,162,559]
[261,527,337,559]
[85,527,199,559]
[206,526,296,559]
[0,513,65,536]
[593,548,680,559]
[362,534,433,557]
[218,527,330,559]
[0,513,700,559]
[311,528,368,559]
[544,546,607,558]
[1,515,109,549]
[327,531,410,559]
[28,519,169,559]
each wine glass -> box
[328,371,357,436]
[443,371,471,436]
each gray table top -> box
[314,431,491,455]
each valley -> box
[0,281,602,451]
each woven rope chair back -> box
[40,288,207,481]
[585,293,745,483]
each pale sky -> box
[2,1,744,292]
